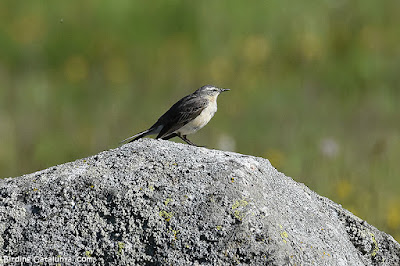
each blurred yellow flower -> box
[386,200,400,230]
[242,36,270,65]
[336,179,352,199]
[64,55,89,82]
[265,149,285,169]
[10,14,46,44]
[208,56,233,83]
[360,26,384,52]
[300,31,323,61]
[104,56,129,84]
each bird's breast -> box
[177,100,218,135]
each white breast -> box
[176,97,218,135]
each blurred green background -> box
[1,1,399,241]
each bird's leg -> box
[178,134,203,147]
[182,135,196,146]
[162,132,204,147]
[176,133,193,145]
[161,133,177,140]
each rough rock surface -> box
[0,139,399,265]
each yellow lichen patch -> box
[280,231,289,243]
[181,195,189,203]
[148,185,154,191]
[216,225,222,231]
[171,229,179,240]
[117,242,125,255]
[369,232,379,257]
[232,199,248,210]
[231,199,249,221]
[164,198,173,206]
[234,210,244,221]
[278,224,289,243]
[159,210,174,222]
[322,251,331,257]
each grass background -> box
[1,1,399,241]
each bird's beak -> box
[219,88,230,93]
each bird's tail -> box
[120,129,153,144]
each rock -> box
[0,139,399,265]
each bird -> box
[121,85,230,146]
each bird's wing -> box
[155,95,208,139]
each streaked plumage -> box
[121,85,229,146]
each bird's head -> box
[194,85,230,96]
